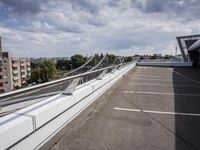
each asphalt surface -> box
[44,66,200,150]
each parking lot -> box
[48,66,200,150]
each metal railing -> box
[0,63,129,103]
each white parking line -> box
[168,68,200,85]
[114,107,141,112]
[128,83,200,88]
[131,78,184,81]
[134,72,173,75]
[133,75,176,78]
[123,90,200,97]
[114,107,200,117]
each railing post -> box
[97,70,107,80]
[62,77,81,95]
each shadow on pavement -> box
[173,67,200,150]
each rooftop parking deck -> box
[43,66,200,150]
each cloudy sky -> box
[0,0,200,58]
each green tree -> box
[71,54,87,68]
[56,59,73,70]
[125,56,133,62]
[56,60,66,70]
[30,59,57,83]
[108,54,117,64]
[150,54,157,59]
[30,68,40,83]
[39,60,57,82]
[164,55,170,59]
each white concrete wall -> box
[0,62,136,150]
[136,62,192,67]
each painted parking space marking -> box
[123,90,200,97]
[130,78,187,82]
[168,68,200,85]
[128,83,200,88]
[114,107,200,117]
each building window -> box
[5,81,8,84]
[0,82,3,86]
[3,60,7,63]
[13,79,19,83]
[13,67,17,70]
[13,73,18,77]
[0,75,2,79]
[4,67,7,71]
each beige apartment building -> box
[0,37,31,93]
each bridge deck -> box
[44,66,200,150]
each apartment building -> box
[0,51,13,92]
[12,58,31,89]
[0,37,31,93]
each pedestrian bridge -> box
[1,61,200,150]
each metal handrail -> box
[89,54,108,71]
[63,56,94,77]
[0,63,129,100]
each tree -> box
[108,54,117,64]
[30,59,57,83]
[71,54,87,68]
[164,55,170,59]
[30,69,40,83]
[56,60,66,70]
[150,54,157,59]
[125,56,133,62]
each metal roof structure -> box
[188,39,200,51]
[176,34,200,62]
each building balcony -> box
[13,70,18,74]
[13,82,21,88]
[21,69,26,73]
[0,86,4,92]
[13,76,19,80]
[12,63,18,67]
[21,80,26,84]
[21,74,26,78]
[20,63,26,66]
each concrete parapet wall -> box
[0,63,136,150]
[136,62,192,67]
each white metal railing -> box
[0,63,129,101]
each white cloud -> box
[0,0,199,57]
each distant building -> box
[0,36,31,93]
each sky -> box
[0,0,200,58]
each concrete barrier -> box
[0,63,136,150]
[136,62,192,67]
